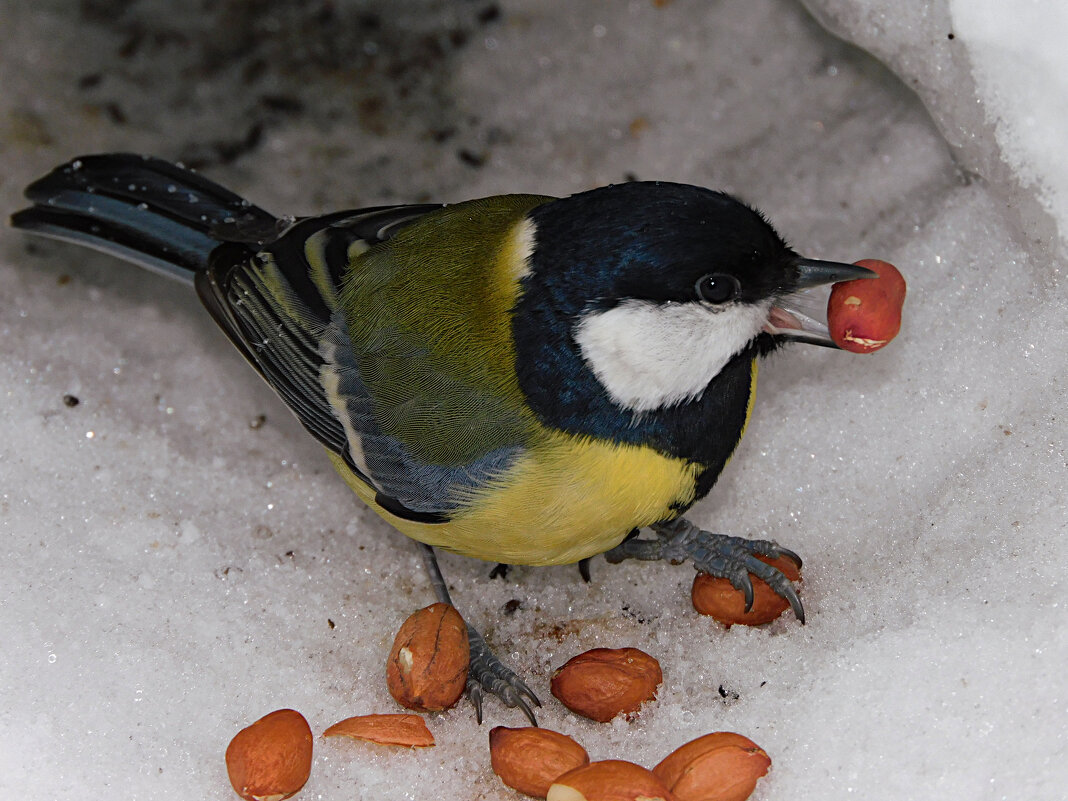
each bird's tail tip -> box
[11,153,278,281]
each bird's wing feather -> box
[319,309,525,519]
[196,202,535,521]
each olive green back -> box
[339,194,554,464]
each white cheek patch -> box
[574,299,769,412]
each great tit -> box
[11,154,874,723]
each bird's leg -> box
[418,543,541,724]
[603,517,805,623]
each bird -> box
[10,153,874,724]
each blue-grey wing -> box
[197,206,521,522]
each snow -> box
[948,0,1068,244]
[1,1,1065,799]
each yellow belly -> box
[327,429,701,566]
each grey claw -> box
[732,571,755,612]
[468,679,485,724]
[741,553,806,623]
[783,582,805,624]
[513,677,542,710]
[487,677,540,726]
[776,545,803,570]
[514,693,539,727]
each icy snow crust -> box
[1,1,1065,799]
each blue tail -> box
[10,154,279,283]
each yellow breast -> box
[327,429,701,566]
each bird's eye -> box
[696,273,741,304]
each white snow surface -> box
[1,1,1066,800]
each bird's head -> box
[521,181,873,414]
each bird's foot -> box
[465,625,541,725]
[489,563,511,579]
[604,517,805,623]
[418,543,540,724]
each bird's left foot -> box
[604,517,805,623]
[418,543,541,724]
[465,626,541,725]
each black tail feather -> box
[11,154,279,281]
